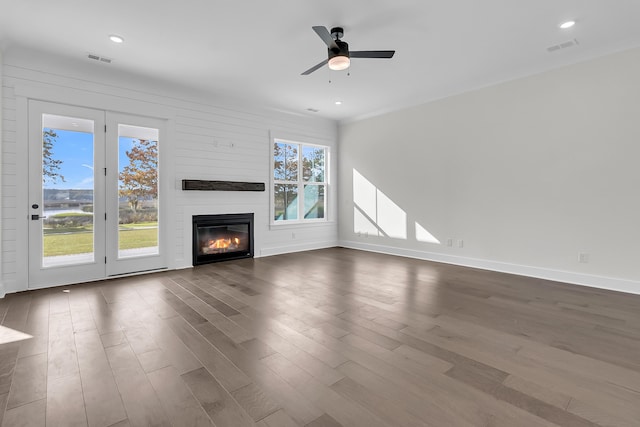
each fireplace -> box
[192,213,254,265]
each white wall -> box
[1,46,338,295]
[0,48,3,297]
[339,47,640,294]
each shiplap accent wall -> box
[0,47,338,296]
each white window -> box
[272,139,327,223]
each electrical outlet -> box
[579,253,589,263]
[458,239,464,248]
[447,238,453,247]
[291,232,296,239]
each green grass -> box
[50,212,93,217]
[118,228,158,250]
[119,221,158,229]
[44,221,157,235]
[43,227,158,257]
[44,226,92,234]
[44,232,94,256]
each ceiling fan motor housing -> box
[329,39,350,60]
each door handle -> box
[31,214,47,220]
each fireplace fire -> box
[203,237,241,253]
[192,213,254,265]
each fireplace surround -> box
[192,213,254,265]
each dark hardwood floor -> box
[1,247,639,427]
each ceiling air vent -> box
[87,53,112,64]
[547,39,579,53]
[306,108,320,113]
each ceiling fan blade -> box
[312,26,338,50]
[301,59,328,75]
[350,50,396,59]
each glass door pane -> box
[106,112,165,277]
[28,100,106,289]
[41,115,96,267]
[117,124,159,258]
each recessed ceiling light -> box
[560,21,576,29]
[109,34,124,43]
[335,101,342,105]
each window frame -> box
[271,137,329,226]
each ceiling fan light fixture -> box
[328,55,350,71]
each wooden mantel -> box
[181,180,265,192]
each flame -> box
[202,236,242,254]
[209,238,231,249]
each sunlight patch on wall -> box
[354,206,380,236]
[353,169,408,239]
[377,190,407,239]
[353,169,377,221]
[0,325,33,345]
[416,222,440,244]
[353,168,439,244]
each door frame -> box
[28,100,107,288]
[13,84,176,293]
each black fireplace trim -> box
[182,180,265,192]
[192,213,254,266]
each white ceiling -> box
[2,0,640,122]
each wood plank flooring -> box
[1,247,639,426]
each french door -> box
[28,101,166,288]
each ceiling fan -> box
[301,26,395,75]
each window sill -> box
[269,220,336,231]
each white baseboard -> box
[259,240,338,258]
[0,280,15,298]
[340,240,640,296]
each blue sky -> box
[44,128,135,190]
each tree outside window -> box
[119,138,158,213]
